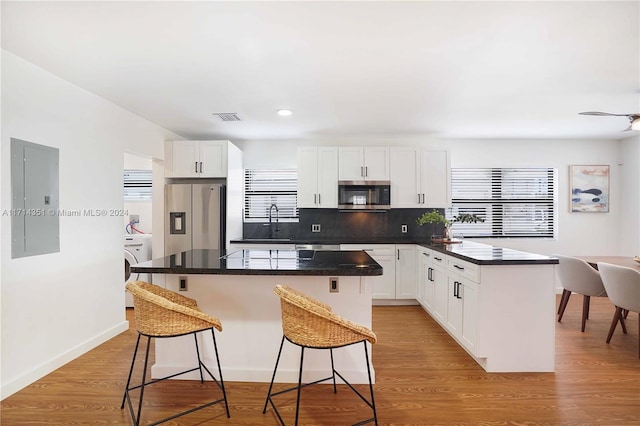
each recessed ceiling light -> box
[277,109,292,116]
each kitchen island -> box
[131,248,382,384]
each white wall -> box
[235,136,640,257]
[0,51,177,398]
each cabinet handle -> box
[422,252,430,257]
[361,166,364,177]
[434,256,442,262]
[417,193,421,204]
[318,194,321,205]
[457,282,463,299]
[397,249,400,260]
[454,264,465,271]
[453,281,458,298]
[428,267,433,281]
[195,162,198,173]
[365,166,368,177]
[314,193,317,204]
[422,194,425,204]
[200,162,203,173]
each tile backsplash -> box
[243,208,446,242]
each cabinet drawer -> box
[446,256,480,282]
[430,251,446,268]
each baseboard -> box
[1,320,129,400]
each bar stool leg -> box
[263,335,286,414]
[329,348,337,393]
[121,334,142,409]
[210,329,230,418]
[294,347,305,426]
[193,333,205,383]
[364,341,378,426]
[135,336,152,426]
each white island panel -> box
[151,274,376,384]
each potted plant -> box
[416,210,484,242]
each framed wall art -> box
[569,165,609,212]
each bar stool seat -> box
[122,281,230,425]
[263,285,378,425]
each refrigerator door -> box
[192,184,223,251]
[165,184,192,255]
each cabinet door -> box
[297,147,320,208]
[316,147,338,208]
[171,140,200,177]
[341,244,395,299]
[395,245,417,299]
[338,147,365,180]
[446,276,463,334]
[460,279,478,353]
[199,141,227,177]
[363,147,390,180]
[431,254,447,322]
[420,150,450,207]
[390,148,420,207]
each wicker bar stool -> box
[263,285,378,426]
[122,281,230,425]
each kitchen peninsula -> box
[130,248,382,384]
[132,242,559,378]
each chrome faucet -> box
[268,203,279,238]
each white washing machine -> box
[124,234,152,307]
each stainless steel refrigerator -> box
[165,183,226,255]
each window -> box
[449,168,556,238]
[124,169,152,201]
[244,169,298,222]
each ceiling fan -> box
[578,111,640,131]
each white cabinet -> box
[166,140,228,178]
[297,147,338,208]
[445,257,479,354]
[390,148,450,208]
[340,244,396,299]
[430,251,448,323]
[395,245,417,299]
[338,147,390,181]
[416,247,430,307]
[415,242,557,372]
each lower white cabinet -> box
[395,245,416,299]
[340,244,396,299]
[341,244,418,300]
[415,244,557,372]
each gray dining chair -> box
[555,254,607,332]
[597,262,640,358]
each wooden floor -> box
[2,295,639,425]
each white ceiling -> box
[2,1,639,141]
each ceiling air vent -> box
[212,112,242,122]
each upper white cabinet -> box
[338,147,390,181]
[166,140,228,178]
[390,148,450,208]
[297,147,338,208]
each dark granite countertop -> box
[130,248,383,276]
[424,240,558,265]
[230,238,558,265]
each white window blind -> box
[124,169,152,201]
[244,169,298,222]
[450,168,556,238]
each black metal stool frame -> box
[263,335,378,426]
[121,327,230,425]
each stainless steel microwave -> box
[338,180,391,210]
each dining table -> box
[577,256,640,271]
